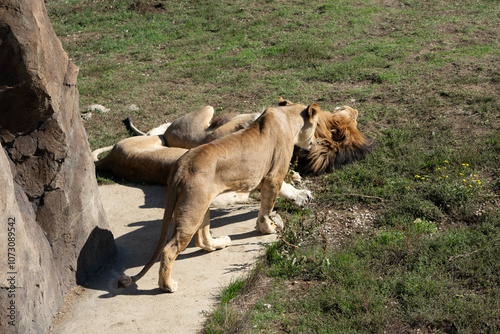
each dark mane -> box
[293,110,375,175]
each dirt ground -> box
[50,183,276,334]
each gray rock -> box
[0,1,117,332]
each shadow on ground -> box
[82,184,263,297]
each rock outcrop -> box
[0,0,117,333]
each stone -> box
[0,1,117,333]
[85,104,110,113]
[0,150,62,333]
[127,104,140,112]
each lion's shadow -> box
[85,184,266,298]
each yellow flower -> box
[445,160,449,163]
[463,179,466,182]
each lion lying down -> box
[100,97,374,184]
[117,101,320,292]
[156,97,374,175]
[95,97,373,183]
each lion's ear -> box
[342,106,358,121]
[352,108,358,120]
[307,103,320,118]
[279,97,294,106]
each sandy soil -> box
[50,183,276,334]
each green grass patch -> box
[227,211,499,333]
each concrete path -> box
[51,183,276,334]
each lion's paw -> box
[214,236,232,249]
[257,223,276,234]
[159,279,178,293]
[292,189,313,207]
[255,217,275,234]
[256,213,283,234]
[290,171,302,183]
[269,212,284,229]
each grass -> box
[252,212,500,333]
[46,0,500,332]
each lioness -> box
[93,134,313,207]
[93,135,185,184]
[118,101,320,292]
[161,105,260,149]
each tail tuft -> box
[117,275,133,288]
[122,117,133,131]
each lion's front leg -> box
[195,210,231,251]
[256,178,283,234]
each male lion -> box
[117,101,319,292]
[293,104,375,175]
[149,97,374,174]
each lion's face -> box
[276,98,319,150]
[293,103,374,175]
[296,106,319,150]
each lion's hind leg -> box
[158,212,203,292]
[158,236,182,293]
[158,224,199,293]
[195,210,231,251]
[158,202,220,292]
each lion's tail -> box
[117,184,177,289]
[123,116,146,136]
[91,146,114,162]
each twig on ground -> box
[342,193,385,201]
[448,249,480,262]
[280,238,299,249]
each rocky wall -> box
[0,0,117,332]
